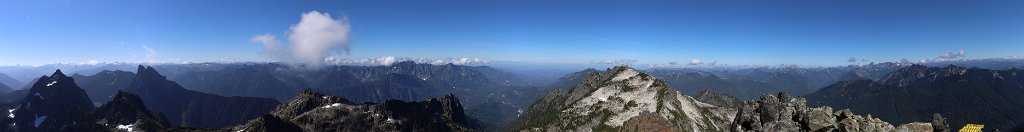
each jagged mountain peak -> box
[135,65,165,80]
[32,69,78,91]
[124,65,280,128]
[391,60,419,67]
[93,91,171,131]
[51,69,66,78]
[101,91,150,112]
[879,64,972,86]
[3,69,95,131]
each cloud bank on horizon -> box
[251,11,352,69]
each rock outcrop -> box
[621,111,678,132]
[731,92,948,132]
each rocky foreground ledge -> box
[732,92,949,132]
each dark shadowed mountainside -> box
[806,64,1024,131]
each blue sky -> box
[1,0,1022,66]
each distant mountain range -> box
[155,61,544,128]
[0,73,23,93]
[0,70,169,131]
[807,64,1024,131]
[1,58,1022,130]
[0,69,484,131]
[0,66,280,128]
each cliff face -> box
[233,89,482,132]
[732,92,949,132]
[125,65,280,128]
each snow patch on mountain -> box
[116,124,134,131]
[34,115,47,127]
[321,103,342,108]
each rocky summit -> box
[511,65,736,131]
[0,70,95,131]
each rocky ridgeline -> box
[514,65,948,132]
[231,89,482,132]
[732,92,949,132]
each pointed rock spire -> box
[51,69,66,77]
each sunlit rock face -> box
[512,65,735,131]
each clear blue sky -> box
[2,0,1022,66]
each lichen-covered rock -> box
[932,113,950,132]
[897,122,934,132]
[802,106,836,131]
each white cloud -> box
[936,49,966,60]
[379,56,397,65]
[289,11,351,67]
[80,60,101,65]
[453,58,471,65]
[847,57,857,63]
[142,45,159,62]
[689,59,703,65]
[590,59,636,65]
[448,57,489,65]
[251,11,351,69]
[324,56,489,66]
[250,33,283,57]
